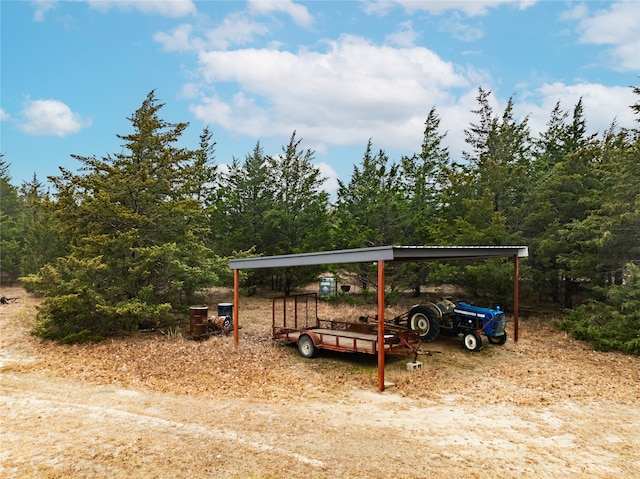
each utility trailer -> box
[272,293,422,358]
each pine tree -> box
[333,140,407,292]
[23,91,221,341]
[560,89,640,287]
[19,173,67,276]
[523,98,599,305]
[0,157,23,284]
[400,107,450,295]
[265,132,331,294]
[211,142,273,289]
[429,91,530,301]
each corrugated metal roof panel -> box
[229,245,528,270]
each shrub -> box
[558,263,640,355]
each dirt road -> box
[1,287,639,478]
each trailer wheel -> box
[463,331,483,352]
[298,335,316,358]
[408,305,440,341]
[488,332,507,345]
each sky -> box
[1,0,639,195]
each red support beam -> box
[377,260,385,392]
[233,268,239,344]
[513,255,519,342]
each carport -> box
[229,245,528,391]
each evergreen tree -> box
[212,142,273,290]
[401,107,450,242]
[463,92,532,232]
[0,157,23,284]
[333,140,407,291]
[22,91,222,341]
[192,126,219,208]
[429,91,529,302]
[556,86,640,353]
[19,173,67,276]
[523,98,599,305]
[265,132,331,294]
[560,90,640,287]
[400,107,450,295]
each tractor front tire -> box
[408,305,441,342]
[463,331,483,352]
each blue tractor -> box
[404,299,508,352]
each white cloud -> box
[86,0,196,17]
[438,12,484,42]
[178,5,632,166]
[517,82,637,140]
[205,12,270,50]
[0,108,10,121]
[247,0,313,28]
[191,35,469,151]
[154,23,201,52]
[386,20,419,47]
[567,1,640,72]
[365,1,532,43]
[379,0,537,17]
[315,161,339,197]
[361,1,396,17]
[31,0,57,21]
[17,99,91,137]
[154,13,271,52]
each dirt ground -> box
[1,286,639,479]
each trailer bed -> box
[272,293,421,357]
[273,326,419,355]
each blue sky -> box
[2,1,639,194]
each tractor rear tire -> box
[463,331,483,352]
[408,305,441,342]
[298,335,317,358]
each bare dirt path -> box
[1,286,639,478]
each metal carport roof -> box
[229,245,528,270]
[229,245,528,391]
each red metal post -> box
[377,260,385,392]
[233,268,239,344]
[513,254,519,343]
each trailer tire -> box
[408,305,440,342]
[298,335,317,358]
[488,332,507,345]
[463,331,483,352]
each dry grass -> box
[6,286,638,405]
[2,286,640,479]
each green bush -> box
[558,263,640,355]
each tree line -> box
[1,87,638,352]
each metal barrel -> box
[217,303,233,323]
[189,306,208,336]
